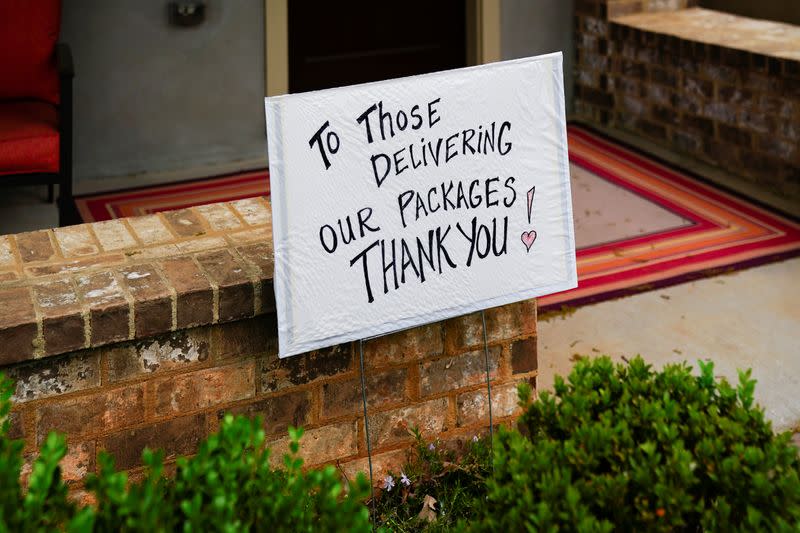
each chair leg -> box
[48,184,54,203]
[57,174,79,226]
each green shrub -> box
[0,372,371,532]
[475,356,800,532]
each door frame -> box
[264,0,501,97]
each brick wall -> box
[574,3,800,198]
[0,200,537,497]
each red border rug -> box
[540,125,800,311]
[75,125,800,311]
[75,169,271,221]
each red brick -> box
[76,271,130,345]
[269,420,358,467]
[363,323,443,367]
[196,249,254,321]
[419,347,501,397]
[34,280,86,355]
[322,368,408,419]
[212,314,277,360]
[230,198,271,226]
[456,381,524,427]
[444,300,536,355]
[106,328,210,382]
[368,397,449,448]
[235,243,275,312]
[15,231,55,263]
[7,410,24,440]
[99,414,207,470]
[7,351,100,403]
[159,257,213,328]
[607,1,642,18]
[261,343,352,393]
[511,337,537,374]
[153,359,255,417]
[236,242,274,279]
[120,264,173,337]
[220,390,311,437]
[61,440,96,483]
[0,287,36,365]
[162,209,207,237]
[25,254,125,277]
[339,449,406,485]
[36,385,145,443]
[487,300,536,339]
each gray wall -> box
[62,1,575,189]
[62,1,266,189]
[501,0,575,113]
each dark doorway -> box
[288,2,467,93]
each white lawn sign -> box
[265,52,576,358]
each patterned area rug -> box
[75,124,800,311]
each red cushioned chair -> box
[0,0,77,226]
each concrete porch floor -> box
[539,122,800,436]
[538,256,800,433]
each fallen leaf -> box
[418,495,438,523]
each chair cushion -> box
[0,101,60,176]
[0,0,61,105]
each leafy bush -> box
[475,356,800,532]
[0,373,371,532]
[3,355,799,532]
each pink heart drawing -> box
[521,230,537,253]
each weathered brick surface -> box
[231,198,271,226]
[575,5,800,198]
[322,368,409,419]
[54,225,99,258]
[25,254,125,277]
[61,441,96,482]
[270,420,359,467]
[153,360,255,417]
[99,414,207,470]
[7,410,24,440]
[456,381,524,427]
[368,397,449,448]
[220,390,312,436]
[7,351,100,403]
[106,329,210,382]
[15,230,55,263]
[196,250,254,321]
[363,323,443,368]
[339,448,406,483]
[162,209,206,237]
[511,337,538,374]
[261,343,352,393]
[36,385,144,443]
[34,280,86,355]
[0,287,37,364]
[92,219,138,251]
[159,257,213,328]
[444,300,536,355]
[195,203,243,231]
[76,271,130,345]
[212,314,277,360]
[419,347,501,398]
[0,196,537,491]
[120,264,172,338]
[127,214,174,244]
